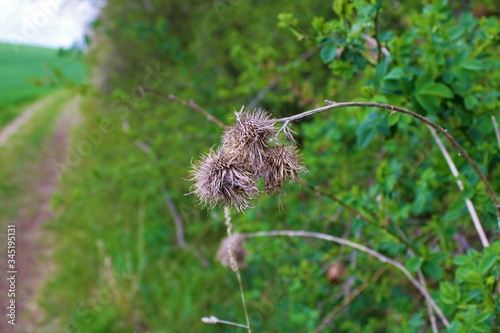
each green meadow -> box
[0,42,86,126]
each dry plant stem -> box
[164,191,188,248]
[313,267,387,333]
[243,230,450,327]
[133,140,187,248]
[202,316,249,328]
[247,46,319,110]
[275,100,500,224]
[140,85,226,128]
[390,223,438,332]
[417,269,438,333]
[373,12,382,63]
[428,126,491,246]
[493,116,500,149]
[303,181,418,253]
[224,206,252,333]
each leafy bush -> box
[43,1,499,332]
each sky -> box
[0,0,103,49]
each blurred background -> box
[0,0,499,332]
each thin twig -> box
[302,181,374,222]
[202,315,248,328]
[392,224,439,333]
[141,85,226,128]
[302,181,420,254]
[373,11,382,64]
[247,46,319,110]
[248,78,279,111]
[428,126,490,247]
[416,269,439,333]
[242,230,450,327]
[493,116,500,150]
[164,191,188,248]
[133,140,188,248]
[274,101,500,224]
[223,206,251,333]
[313,267,387,333]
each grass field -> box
[0,42,87,126]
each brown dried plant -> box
[191,108,306,211]
[216,233,247,270]
[223,108,276,171]
[263,145,307,194]
[191,148,258,211]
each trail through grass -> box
[0,91,80,333]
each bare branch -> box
[313,267,387,333]
[141,85,226,128]
[247,78,279,111]
[242,230,450,327]
[247,47,319,110]
[428,126,490,247]
[417,269,438,333]
[274,101,500,224]
[134,140,188,248]
[164,191,187,248]
[223,206,251,333]
[493,116,500,150]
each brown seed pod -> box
[216,234,246,271]
[222,108,277,172]
[263,145,307,193]
[326,262,346,285]
[191,148,258,211]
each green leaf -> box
[461,59,484,71]
[351,218,364,234]
[356,112,379,148]
[320,44,337,63]
[415,94,441,114]
[478,254,497,275]
[387,112,401,126]
[453,255,472,266]
[475,311,492,323]
[333,0,346,17]
[375,58,389,82]
[473,322,492,333]
[422,260,443,280]
[440,281,460,304]
[464,95,479,110]
[356,127,376,148]
[463,270,482,285]
[417,83,454,98]
[384,68,405,80]
[406,257,423,272]
[447,320,462,333]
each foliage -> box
[43,1,499,332]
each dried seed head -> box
[216,233,246,270]
[190,107,308,211]
[263,145,307,193]
[326,262,346,285]
[223,109,277,170]
[191,148,258,211]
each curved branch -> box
[274,101,500,225]
[242,230,450,327]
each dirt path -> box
[0,96,80,333]
[0,95,56,147]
